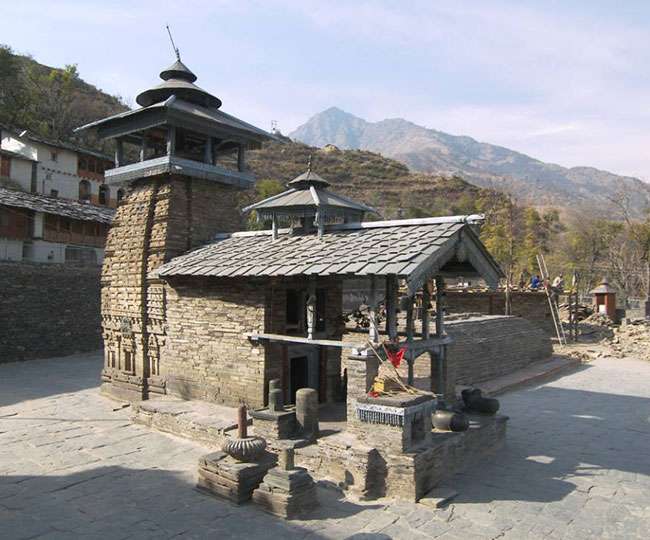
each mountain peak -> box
[289,109,650,215]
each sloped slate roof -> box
[75,96,274,143]
[243,187,375,214]
[0,186,115,224]
[154,217,503,290]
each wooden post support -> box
[385,275,398,340]
[306,280,316,340]
[204,136,214,164]
[237,144,246,172]
[434,276,447,399]
[422,282,431,340]
[368,276,379,344]
[406,296,415,385]
[115,138,124,168]
[139,132,147,162]
[166,126,176,156]
[271,214,278,241]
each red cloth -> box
[386,347,406,368]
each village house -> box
[0,125,116,264]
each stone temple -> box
[77,56,518,503]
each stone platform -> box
[295,413,508,502]
[132,397,240,448]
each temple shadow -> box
[0,351,102,408]
[438,384,650,505]
[0,465,378,539]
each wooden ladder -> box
[536,253,567,345]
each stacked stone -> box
[100,175,244,402]
[197,451,273,505]
[253,448,318,518]
[197,406,272,504]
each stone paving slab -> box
[1,350,650,538]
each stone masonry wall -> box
[406,315,553,392]
[161,277,266,408]
[444,290,554,333]
[100,175,243,400]
[0,261,101,362]
[343,315,552,395]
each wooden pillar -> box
[237,144,246,171]
[434,276,447,400]
[115,138,123,167]
[306,280,316,340]
[368,276,379,344]
[166,126,176,156]
[406,295,415,385]
[385,275,398,340]
[139,133,147,162]
[271,214,278,241]
[204,136,214,164]
[422,282,431,340]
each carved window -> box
[116,188,125,203]
[98,185,109,206]
[79,180,91,201]
[123,351,132,373]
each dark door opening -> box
[289,356,309,404]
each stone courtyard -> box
[1,351,649,539]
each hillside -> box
[0,45,128,152]
[290,107,650,215]
[246,140,488,219]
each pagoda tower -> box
[76,56,272,401]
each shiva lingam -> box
[461,388,500,414]
[222,405,267,462]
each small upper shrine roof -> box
[243,163,376,222]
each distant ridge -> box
[290,107,650,214]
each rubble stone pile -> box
[609,320,650,361]
[578,313,615,341]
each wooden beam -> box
[245,332,366,350]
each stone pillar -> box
[343,354,380,421]
[295,388,319,440]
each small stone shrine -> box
[253,448,319,519]
[197,406,273,504]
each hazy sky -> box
[2,1,649,179]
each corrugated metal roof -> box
[0,186,114,224]
[154,218,501,290]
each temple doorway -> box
[287,345,319,404]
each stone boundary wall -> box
[444,290,554,333]
[344,314,553,394]
[0,261,102,362]
[401,315,553,391]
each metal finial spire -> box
[166,24,181,61]
[306,154,312,174]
